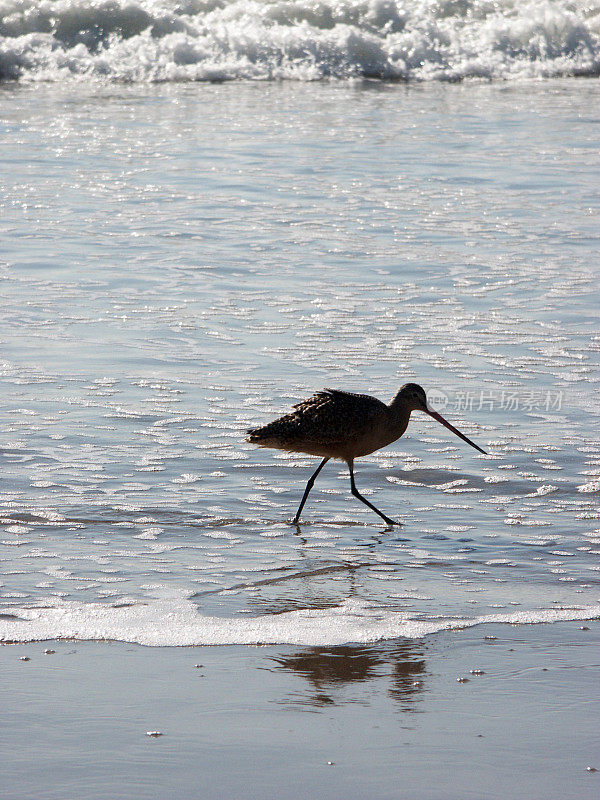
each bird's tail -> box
[246,427,261,442]
[246,426,272,445]
[246,421,291,449]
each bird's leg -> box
[293,457,329,524]
[348,461,398,526]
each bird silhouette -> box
[247,383,486,525]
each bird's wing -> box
[294,389,385,422]
[323,388,378,401]
[324,388,387,412]
[292,388,379,411]
[250,389,387,452]
[291,390,330,411]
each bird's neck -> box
[387,395,412,438]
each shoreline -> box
[3,620,599,800]
[2,597,600,648]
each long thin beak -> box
[425,409,487,454]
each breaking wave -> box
[1,0,599,83]
[1,596,599,646]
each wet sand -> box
[2,621,598,800]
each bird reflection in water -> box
[271,640,426,710]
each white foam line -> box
[1,0,599,83]
[1,598,599,647]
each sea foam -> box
[0,0,599,82]
[1,596,598,646]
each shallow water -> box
[1,79,599,645]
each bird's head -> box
[395,383,429,412]
[393,382,487,454]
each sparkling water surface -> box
[1,80,599,644]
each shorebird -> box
[247,383,486,525]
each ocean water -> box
[1,7,600,646]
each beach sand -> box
[2,620,598,800]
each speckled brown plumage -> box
[247,388,392,461]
